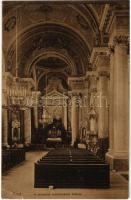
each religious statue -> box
[12,114,20,143]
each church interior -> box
[2,0,129,199]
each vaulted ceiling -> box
[3,1,127,92]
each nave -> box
[2,151,128,199]
[2,1,129,198]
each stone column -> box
[2,106,8,147]
[106,36,129,170]
[97,71,109,139]
[90,48,109,158]
[98,4,129,170]
[32,91,41,130]
[89,110,97,134]
[88,74,98,133]
[64,105,67,130]
[71,95,79,145]
[33,106,38,129]
[107,47,115,157]
[2,75,9,147]
[24,107,31,146]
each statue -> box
[12,114,20,144]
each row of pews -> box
[2,148,25,172]
[35,148,110,188]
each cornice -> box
[113,35,129,46]
[68,76,85,81]
[2,105,8,109]
[108,34,129,55]
[99,4,110,32]
[32,91,41,96]
[98,71,110,78]
[99,4,129,34]
[90,47,108,65]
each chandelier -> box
[7,77,32,107]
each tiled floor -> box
[2,151,128,199]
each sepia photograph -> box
[2,0,129,199]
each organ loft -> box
[2,1,129,199]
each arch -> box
[7,22,89,76]
[25,48,76,77]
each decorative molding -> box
[76,15,89,31]
[98,71,110,78]
[68,76,85,81]
[4,16,16,32]
[90,88,97,93]
[113,35,129,46]
[24,48,76,77]
[108,45,115,55]
[32,91,41,97]
[90,47,109,66]
[90,47,108,63]
[99,4,129,34]
[86,71,98,77]
[108,35,129,55]
[2,105,8,109]
[99,4,111,32]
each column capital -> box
[98,71,110,78]
[2,105,8,109]
[70,91,81,98]
[108,34,129,55]
[21,106,31,111]
[32,91,41,97]
[89,75,97,93]
[68,76,85,91]
[113,35,129,50]
[108,45,115,55]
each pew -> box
[34,148,110,188]
[2,148,25,172]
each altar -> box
[46,138,62,148]
[41,118,71,147]
[36,90,71,147]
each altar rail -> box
[2,149,25,172]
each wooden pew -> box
[34,148,110,188]
[2,149,25,173]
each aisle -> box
[2,151,128,199]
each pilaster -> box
[103,6,129,170]
[24,107,32,146]
[32,91,41,130]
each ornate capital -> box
[108,45,115,55]
[2,105,8,109]
[71,92,81,98]
[98,71,110,78]
[90,88,97,93]
[113,35,129,46]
